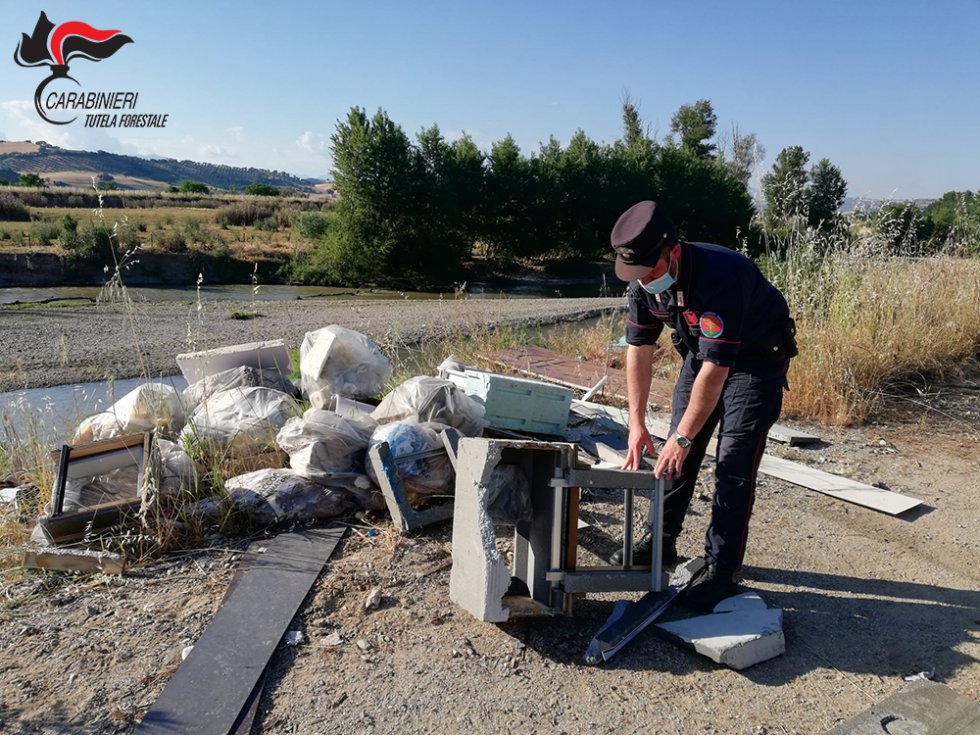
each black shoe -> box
[676,562,738,613]
[609,533,678,567]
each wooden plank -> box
[22,547,127,575]
[485,346,819,446]
[570,400,921,516]
[134,525,347,735]
[38,498,143,544]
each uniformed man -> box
[608,200,797,611]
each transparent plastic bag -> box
[372,376,485,437]
[366,420,452,497]
[73,383,185,443]
[300,325,392,407]
[219,468,357,526]
[180,387,301,457]
[182,366,299,412]
[276,408,373,483]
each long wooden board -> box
[570,400,922,516]
[134,525,347,735]
[484,346,821,446]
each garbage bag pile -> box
[53,324,493,539]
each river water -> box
[0,278,606,305]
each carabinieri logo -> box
[14,10,167,130]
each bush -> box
[63,224,115,262]
[158,229,188,253]
[244,183,280,196]
[178,181,210,194]
[0,193,30,221]
[214,202,274,227]
[30,222,61,245]
[18,173,46,188]
[292,211,334,241]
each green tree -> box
[807,158,847,229]
[670,100,718,159]
[178,180,210,194]
[18,173,46,187]
[871,202,928,255]
[244,183,280,196]
[483,134,538,260]
[761,145,810,227]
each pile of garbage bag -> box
[45,324,512,542]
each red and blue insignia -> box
[699,312,724,338]
[682,310,698,326]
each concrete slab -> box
[826,679,980,734]
[177,340,291,385]
[714,592,768,613]
[449,439,513,622]
[655,596,785,670]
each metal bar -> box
[650,477,665,592]
[567,467,656,489]
[564,487,579,571]
[53,444,71,516]
[622,487,634,568]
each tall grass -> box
[761,225,980,424]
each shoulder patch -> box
[699,312,724,338]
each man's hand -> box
[655,435,690,480]
[624,424,657,470]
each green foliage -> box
[670,99,718,159]
[18,173,46,188]
[244,183,280,196]
[158,229,188,253]
[63,223,115,262]
[722,127,765,187]
[921,191,980,254]
[807,158,847,229]
[178,180,210,194]
[0,193,31,221]
[30,221,61,245]
[762,145,810,229]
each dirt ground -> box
[1,362,978,735]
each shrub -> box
[214,202,273,227]
[178,181,210,194]
[244,183,280,196]
[18,173,46,188]
[158,230,188,253]
[292,210,334,241]
[0,193,30,221]
[63,223,115,262]
[30,222,61,245]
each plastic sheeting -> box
[367,420,453,497]
[219,468,357,526]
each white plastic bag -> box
[182,366,299,412]
[73,383,185,443]
[300,325,393,407]
[150,438,199,495]
[180,387,301,457]
[372,376,485,437]
[366,420,453,497]
[276,408,373,482]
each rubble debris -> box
[364,586,383,610]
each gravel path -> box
[0,296,624,391]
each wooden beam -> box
[22,547,126,575]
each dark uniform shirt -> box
[625,242,792,373]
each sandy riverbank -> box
[0,296,624,392]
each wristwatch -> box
[673,432,692,449]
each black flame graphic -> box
[14,11,133,125]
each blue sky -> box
[1,0,978,200]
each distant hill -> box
[0,140,323,192]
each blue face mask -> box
[639,272,675,295]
